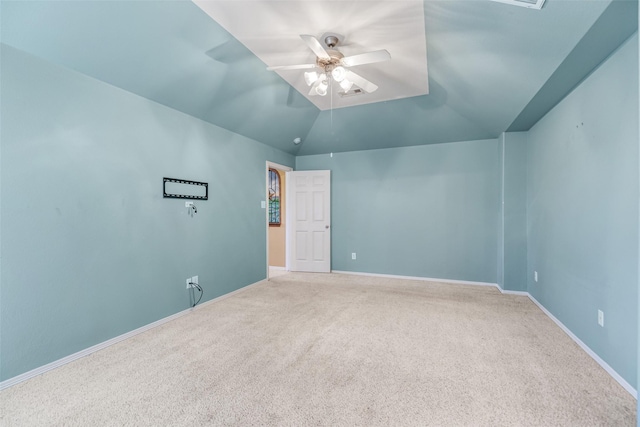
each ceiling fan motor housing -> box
[324,35,340,48]
[317,49,344,73]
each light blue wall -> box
[1,26,638,400]
[0,44,294,381]
[527,33,639,388]
[296,139,501,283]
[502,132,528,292]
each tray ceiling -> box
[193,0,429,111]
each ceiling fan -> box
[267,34,391,97]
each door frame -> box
[266,161,293,280]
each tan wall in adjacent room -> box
[268,170,286,267]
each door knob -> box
[325,225,330,229]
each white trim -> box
[285,171,292,274]
[527,294,637,399]
[331,269,636,399]
[0,310,190,391]
[192,279,266,311]
[0,279,267,391]
[268,266,286,271]
[266,162,293,171]
[266,161,293,280]
[331,270,498,288]
[499,289,529,296]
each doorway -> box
[266,161,292,280]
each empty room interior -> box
[1,0,639,425]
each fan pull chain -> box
[330,78,334,132]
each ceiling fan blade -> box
[266,63,316,71]
[300,34,331,60]
[344,70,379,93]
[342,50,391,67]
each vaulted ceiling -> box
[1,0,637,156]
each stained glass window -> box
[268,169,280,225]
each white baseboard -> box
[331,269,636,399]
[527,294,637,399]
[0,308,192,391]
[331,270,498,288]
[193,279,266,311]
[268,266,286,271]
[0,279,267,391]
[497,287,529,296]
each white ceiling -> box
[194,0,429,110]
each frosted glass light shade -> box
[304,71,319,86]
[331,66,346,82]
[339,79,353,91]
[315,81,328,96]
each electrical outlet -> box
[598,310,604,327]
[186,276,199,289]
[351,253,356,260]
[534,271,538,282]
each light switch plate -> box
[598,310,604,327]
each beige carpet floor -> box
[1,272,636,426]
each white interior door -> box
[287,170,331,273]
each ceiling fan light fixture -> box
[331,66,346,82]
[266,34,391,100]
[315,80,328,96]
[339,78,353,92]
[304,71,319,86]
